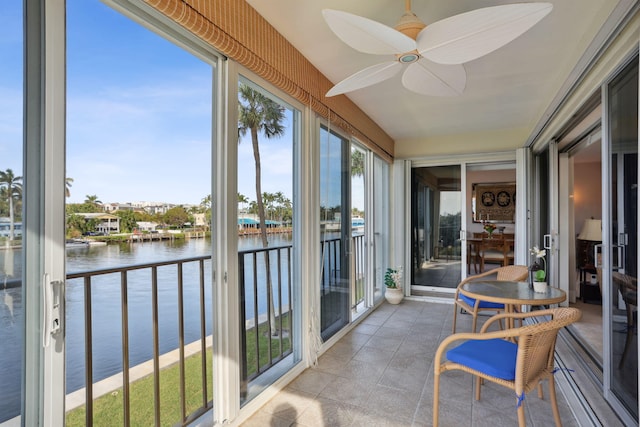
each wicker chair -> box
[452,265,529,333]
[434,308,582,427]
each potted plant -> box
[384,267,403,304]
[529,246,547,292]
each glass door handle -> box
[612,244,625,271]
[42,274,63,348]
[594,244,602,269]
[619,232,628,246]
[543,234,552,250]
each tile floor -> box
[241,300,579,427]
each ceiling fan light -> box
[398,52,420,64]
[395,11,426,40]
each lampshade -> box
[578,219,602,241]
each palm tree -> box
[238,193,249,215]
[262,192,277,222]
[238,84,285,246]
[351,148,365,177]
[200,194,212,211]
[238,84,285,336]
[65,177,74,198]
[0,169,23,241]
[84,194,102,210]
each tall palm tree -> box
[238,84,285,336]
[238,84,285,246]
[0,169,23,241]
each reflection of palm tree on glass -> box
[0,169,23,241]
[238,83,285,335]
[351,149,364,177]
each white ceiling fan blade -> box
[417,3,553,65]
[323,9,416,55]
[402,59,466,96]
[326,61,403,97]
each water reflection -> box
[0,234,292,422]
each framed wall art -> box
[472,182,516,223]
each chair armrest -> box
[479,308,557,333]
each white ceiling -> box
[246,0,622,149]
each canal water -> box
[0,234,291,422]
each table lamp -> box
[577,218,602,266]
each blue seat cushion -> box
[446,338,517,380]
[459,293,504,309]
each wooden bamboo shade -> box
[144,0,394,161]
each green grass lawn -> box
[66,348,213,427]
[66,312,291,426]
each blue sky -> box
[0,1,368,211]
[0,0,294,206]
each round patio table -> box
[459,280,567,329]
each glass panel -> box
[373,156,389,303]
[319,125,350,340]
[0,0,23,423]
[66,1,213,424]
[607,57,638,421]
[237,77,298,401]
[351,145,366,311]
[411,165,461,289]
[466,164,517,275]
[566,127,603,362]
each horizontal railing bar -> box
[66,255,211,279]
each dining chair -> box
[452,265,529,333]
[467,241,480,274]
[434,307,582,427]
[480,236,512,271]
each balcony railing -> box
[66,256,213,426]
[321,235,365,309]
[63,235,365,425]
[239,244,293,398]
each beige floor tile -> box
[288,368,336,396]
[241,408,295,427]
[241,301,580,427]
[352,346,395,365]
[318,375,374,407]
[295,396,359,427]
[378,365,429,393]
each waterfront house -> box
[72,213,121,235]
[6,1,640,426]
[135,221,159,232]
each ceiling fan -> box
[323,1,552,97]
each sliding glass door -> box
[319,125,350,341]
[410,161,517,293]
[604,56,638,421]
[1,1,24,423]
